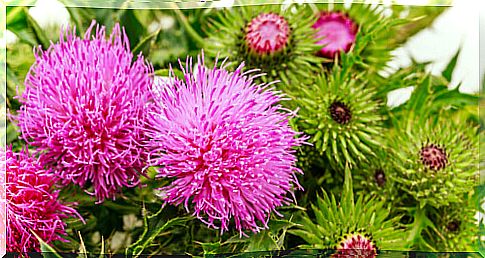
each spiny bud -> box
[245,13,289,55]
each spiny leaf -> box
[442,48,460,82]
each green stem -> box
[172,5,206,47]
[406,205,426,246]
[405,205,438,251]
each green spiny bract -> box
[312,2,406,73]
[424,192,482,252]
[204,4,322,89]
[390,116,479,209]
[353,147,403,209]
[289,167,406,251]
[291,61,385,169]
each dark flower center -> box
[419,144,448,171]
[446,221,460,232]
[374,169,386,187]
[329,101,352,125]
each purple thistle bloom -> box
[5,146,81,253]
[15,21,153,202]
[312,11,358,58]
[144,54,305,235]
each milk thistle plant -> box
[311,2,406,73]
[4,1,482,256]
[290,168,405,256]
[291,57,385,169]
[204,4,322,88]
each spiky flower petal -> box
[390,117,478,208]
[290,168,405,251]
[205,4,322,87]
[312,11,358,59]
[15,21,153,202]
[143,55,305,234]
[6,146,81,253]
[292,61,384,168]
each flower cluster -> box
[5,1,480,255]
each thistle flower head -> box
[144,54,305,234]
[290,168,405,251]
[312,11,358,59]
[15,20,153,202]
[312,3,403,71]
[424,194,480,251]
[292,61,384,168]
[206,5,321,87]
[245,12,289,55]
[354,147,401,206]
[5,146,80,253]
[390,117,478,208]
[334,232,377,258]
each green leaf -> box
[25,10,50,49]
[245,219,296,252]
[432,88,479,108]
[402,74,432,118]
[7,7,50,49]
[128,205,192,256]
[7,7,37,46]
[441,48,460,82]
[198,241,222,255]
[30,230,63,258]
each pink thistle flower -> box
[334,233,377,258]
[312,11,358,58]
[245,13,290,55]
[5,146,81,253]
[15,20,153,202]
[144,54,305,235]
